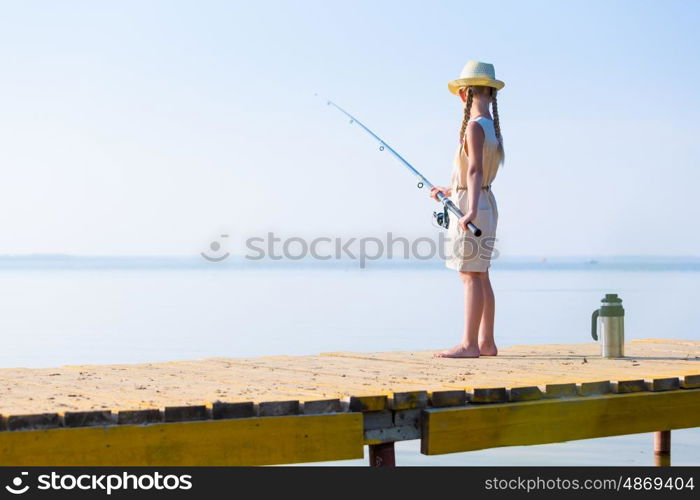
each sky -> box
[0,0,698,257]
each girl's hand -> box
[458,211,477,231]
[429,186,451,201]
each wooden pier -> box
[0,338,698,466]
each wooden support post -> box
[368,442,395,467]
[653,430,671,466]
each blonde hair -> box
[458,86,505,165]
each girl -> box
[430,60,505,358]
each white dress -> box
[444,116,501,272]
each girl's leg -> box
[435,271,483,358]
[478,271,497,356]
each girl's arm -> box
[460,121,485,230]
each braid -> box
[458,87,473,145]
[491,89,505,164]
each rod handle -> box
[441,197,482,237]
[467,222,482,237]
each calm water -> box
[1,257,698,465]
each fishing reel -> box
[433,205,450,229]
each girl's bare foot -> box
[434,344,480,358]
[478,343,498,356]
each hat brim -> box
[448,77,505,94]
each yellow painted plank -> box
[0,413,363,466]
[421,389,700,455]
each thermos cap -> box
[599,293,624,317]
[602,293,622,304]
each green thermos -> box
[591,293,625,358]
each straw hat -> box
[448,60,505,94]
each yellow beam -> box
[0,413,363,466]
[421,389,700,455]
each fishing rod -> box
[324,99,481,237]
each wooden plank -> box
[364,425,420,444]
[64,411,113,427]
[363,411,393,430]
[421,388,700,455]
[646,378,680,392]
[0,413,364,466]
[6,414,60,431]
[681,374,700,389]
[578,381,611,397]
[164,405,208,422]
[429,390,467,407]
[470,388,507,403]
[302,399,343,415]
[211,402,256,419]
[543,383,577,399]
[346,395,387,412]
[508,386,542,402]
[391,391,428,410]
[394,408,422,427]
[258,400,300,417]
[364,409,423,444]
[117,409,161,425]
[611,379,647,393]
